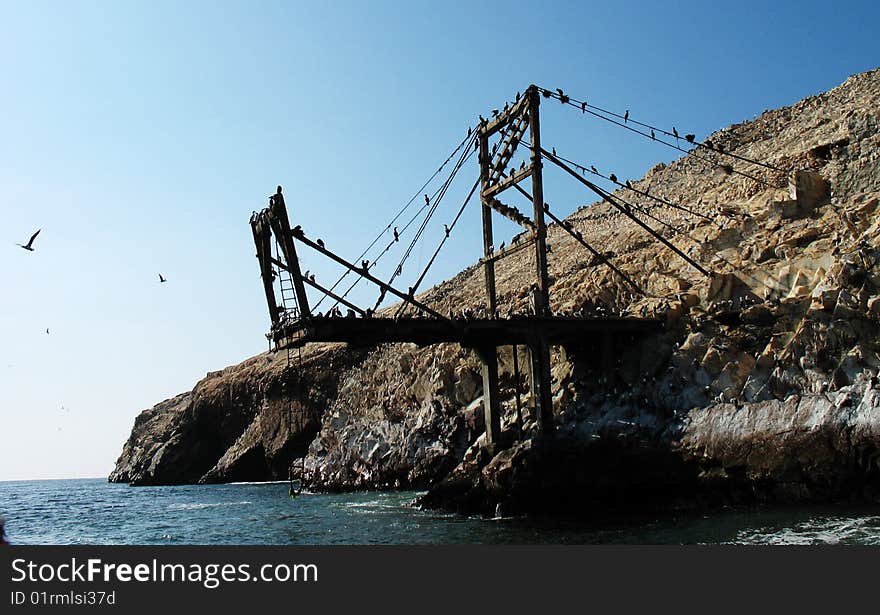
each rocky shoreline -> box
[111,68,880,516]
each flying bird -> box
[158,274,167,283]
[17,229,40,251]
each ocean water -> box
[1,478,880,545]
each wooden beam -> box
[481,95,530,137]
[487,198,535,229]
[527,86,554,435]
[291,233,448,320]
[269,257,366,316]
[489,116,530,183]
[267,188,312,317]
[481,165,534,200]
[479,132,497,317]
[251,212,280,328]
[479,235,536,265]
[477,346,502,449]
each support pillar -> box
[529,338,554,434]
[268,186,311,318]
[478,131,497,316]
[477,346,502,449]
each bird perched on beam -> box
[685,134,696,143]
[317,238,325,249]
[393,227,399,242]
[590,165,598,174]
[424,194,430,206]
[650,129,655,140]
[624,110,629,123]
[609,173,617,183]
[444,224,450,237]
[672,127,679,140]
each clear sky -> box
[1,0,877,481]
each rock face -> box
[112,68,880,514]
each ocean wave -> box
[167,501,253,511]
[732,515,880,545]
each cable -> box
[535,87,780,187]
[536,85,787,173]
[313,128,476,310]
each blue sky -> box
[1,0,877,481]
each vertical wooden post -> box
[251,213,280,328]
[267,187,311,318]
[478,130,497,316]
[527,87,551,316]
[527,86,554,434]
[512,345,524,440]
[477,345,502,449]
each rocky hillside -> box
[112,68,880,515]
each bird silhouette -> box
[498,241,505,251]
[581,102,587,113]
[624,110,629,123]
[552,147,557,156]
[292,224,303,235]
[424,194,430,206]
[317,239,325,249]
[309,274,316,282]
[609,173,617,183]
[17,229,40,251]
[685,134,696,143]
[672,126,679,139]
[393,227,399,242]
[361,259,369,270]
[492,109,499,118]
[443,224,450,237]
[467,126,472,137]
[650,129,655,140]
[590,165,598,174]
[46,328,49,335]
[158,274,167,283]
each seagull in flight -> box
[17,229,41,251]
[158,273,167,283]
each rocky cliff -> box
[112,68,880,515]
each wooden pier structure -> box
[250,85,667,449]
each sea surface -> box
[2,478,880,545]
